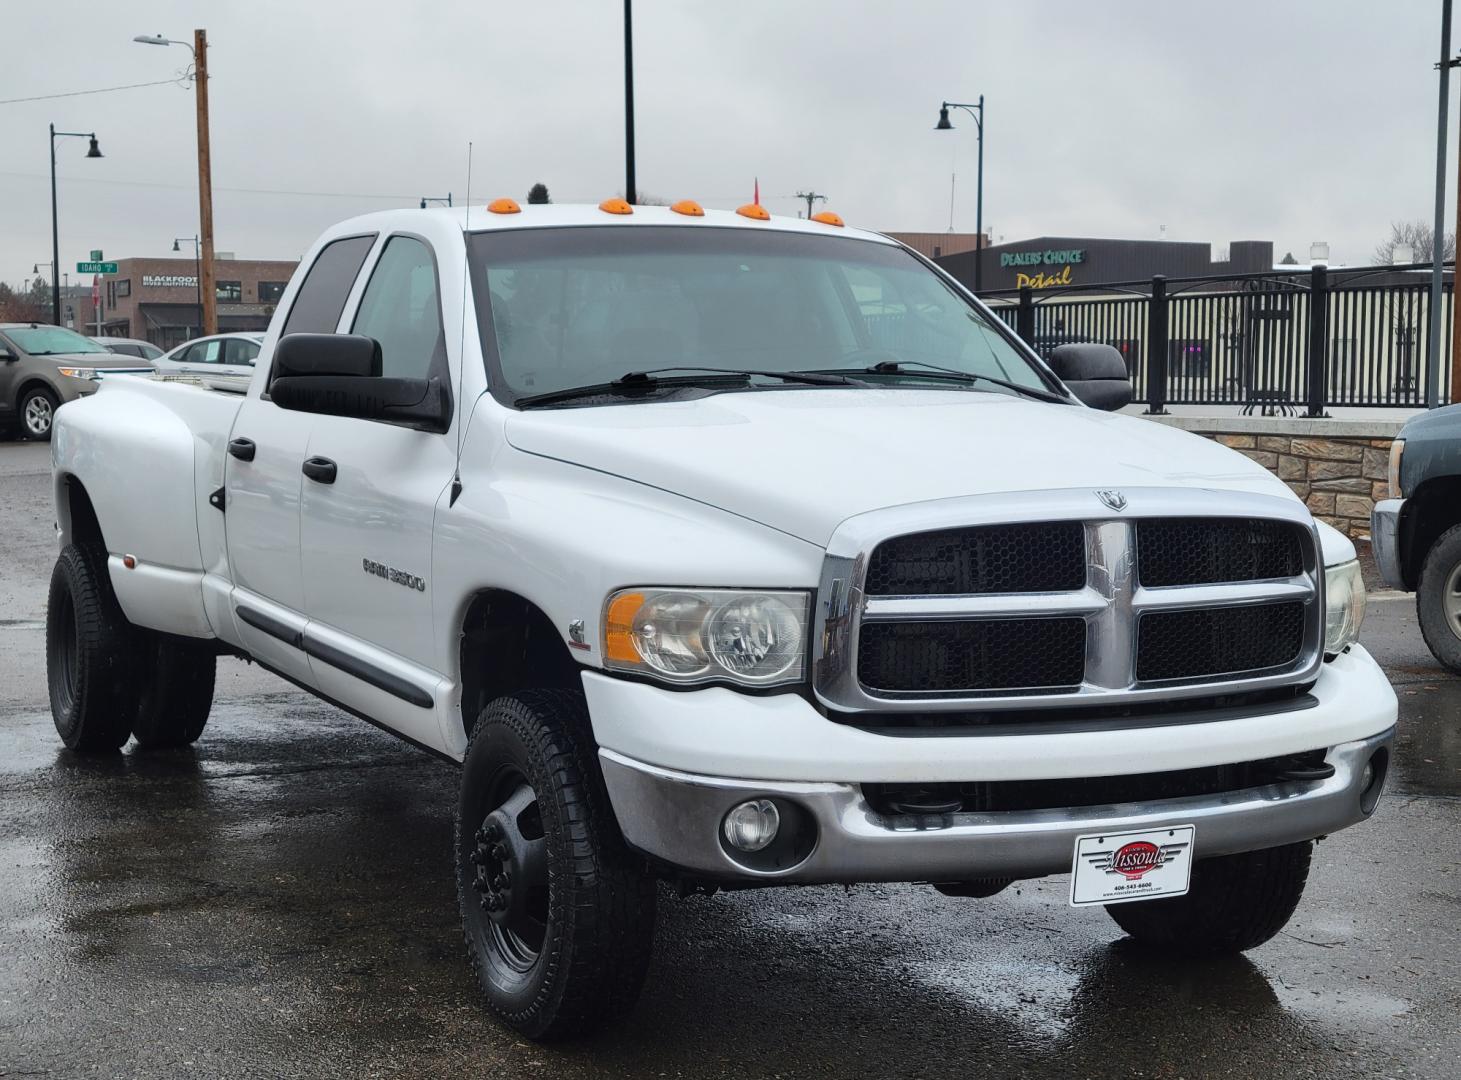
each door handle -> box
[228,437,256,461]
[302,456,338,484]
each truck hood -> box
[504,389,1299,545]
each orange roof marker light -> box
[670,199,705,217]
[810,210,844,227]
[736,203,771,221]
[599,197,634,215]
[486,197,521,215]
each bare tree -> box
[0,281,45,322]
[1374,220,1455,265]
[526,183,551,205]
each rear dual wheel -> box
[47,541,216,753]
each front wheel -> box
[1416,523,1461,674]
[456,690,656,1040]
[1105,841,1312,954]
[20,386,58,441]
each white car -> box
[46,201,1396,1043]
[152,332,263,379]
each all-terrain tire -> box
[456,689,656,1041]
[20,385,59,441]
[131,631,216,749]
[1105,841,1312,954]
[1416,523,1461,675]
[46,542,139,752]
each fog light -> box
[723,799,780,852]
[1361,762,1375,792]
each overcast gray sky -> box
[0,0,1452,290]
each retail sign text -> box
[1002,248,1085,289]
[142,275,198,288]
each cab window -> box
[350,236,445,380]
[281,234,376,337]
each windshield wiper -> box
[805,359,1070,404]
[514,366,861,408]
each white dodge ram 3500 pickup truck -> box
[47,200,1397,1040]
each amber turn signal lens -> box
[599,198,634,215]
[603,592,646,663]
[487,198,521,214]
[670,199,705,217]
[810,210,844,227]
[736,203,770,221]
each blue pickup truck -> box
[1372,404,1461,672]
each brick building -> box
[78,256,299,350]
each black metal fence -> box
[980,264,1456,413]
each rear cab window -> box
[267,233,376,389]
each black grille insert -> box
[866,522,1085,596]
[1138,518,1304,587]
[863,749,1329,815]
[1137,602,1306,682]
[858,618,1086,693]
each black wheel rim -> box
[470,765,549,973]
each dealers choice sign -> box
[1000,248,1085,289]
[141,274,199,288]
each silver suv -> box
[0,324,153,440]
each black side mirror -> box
[0,347,16,362]
[270,333,451,433]
[274,333,381,378]
[1046,343,1133,411]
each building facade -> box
[939,236,1274,294]
[84,256,299,349]
[883,232,985,261]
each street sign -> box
[76,261,118,274]
[89,249,103,261]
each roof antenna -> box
[449,141,473,508]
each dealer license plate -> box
[1069,825,1195,907]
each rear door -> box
[297,233,456,744]
[223,234,376,683]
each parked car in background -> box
[152,333,264,380]
[1372,404,1461,672]
[0,323,153,440]
[92,336,164,362]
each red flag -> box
[754,177,760,206]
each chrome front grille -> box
[813,488,1325,715]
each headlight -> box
[56,367,99,381]
[603,588,808,687]
[1387,438,1405,499]
[1324,559,1366,656]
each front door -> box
[298,234,457,746]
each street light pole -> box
[936,98,985,292]
[624,0,636,205]
[174,236,201,338]
[48,124,103,326]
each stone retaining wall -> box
[1142,416,1407,540]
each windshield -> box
[467,226,1055,403]
[5,326,110,356]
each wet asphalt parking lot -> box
[1,438,1457,1079]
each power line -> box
[0,78,184,106]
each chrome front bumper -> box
[1371,498,1407,590]
[599,728,1394,884]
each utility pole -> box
[623,0,636,205]
[795,190,827,219]
[194,28,217,336]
